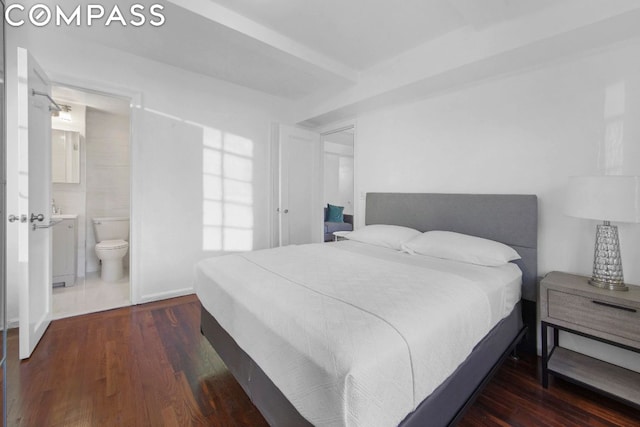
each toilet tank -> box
[93,217,130,242]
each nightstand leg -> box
[541,322,548,388]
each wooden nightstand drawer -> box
[547,289,640,344]
[540,271,640,409]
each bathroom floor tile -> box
[52,271,130,320]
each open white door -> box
[7,48,53,359]
[274,125,322,246]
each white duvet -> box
[195,241,521,427]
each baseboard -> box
[136,287,194,305]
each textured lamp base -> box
[589,223,628,292]
[588,278,629,291]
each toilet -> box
[93,217,129,282]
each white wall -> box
[5,27,289,322]
[354,39,640,370]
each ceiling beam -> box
[295,1,640,126]
[168,0,359,83]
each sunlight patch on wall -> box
[202,128,254,251]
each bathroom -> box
[51,86,131,319]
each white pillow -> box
[401,231,521,266]
[345,225,422,250]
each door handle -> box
[30,213,45,223]
[8,214,27,223]
[283,209,289,214]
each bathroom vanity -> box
[52,214,78,287]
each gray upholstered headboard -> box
[365,193,538,301]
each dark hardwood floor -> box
[2,295,638,426]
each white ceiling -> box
[210,0,465,70]
[35,0,640,123]
[42,0,571,100]
[210,0,560,70]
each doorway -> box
[321,126,355,241]
[49,85,132,319]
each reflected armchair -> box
[324,207,353,242]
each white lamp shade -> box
[565,176,640,223]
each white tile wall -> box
[85,108,130,273]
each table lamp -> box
[565,176,640,291]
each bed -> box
[196,193,538,426]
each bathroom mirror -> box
[52,129,80,183]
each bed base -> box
[201,302,525,427]
[402,304,525,427]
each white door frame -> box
[48,74,142,304]
[319,119,358,228]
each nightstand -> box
[540,271,640,409]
